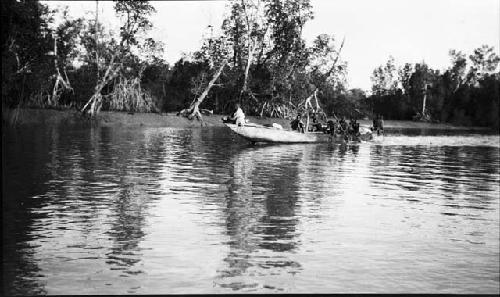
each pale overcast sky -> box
[46,0,500,91]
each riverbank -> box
[2,107,494,131]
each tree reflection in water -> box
[3,126,53,295]
[103,128,168,277]
[216,144,334,290]
[4,125,171,294]
[5,124,498,294]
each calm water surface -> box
[2,125,499,294]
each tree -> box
[467,45,500,85]
[180,0,333,121]
[178,59,228,122]
[2,0,54,107]
[79,15,117,70]
[447,49,467,91]
[48,8,86,106]
[114,0,156,50]
[398,63,413,95]
[264,0,313,102]
[408,62,440,118]
[82,0,159,116]
[299,34,346,119]
[181,29,232,120]
[371,56,398,96]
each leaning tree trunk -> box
[81,54,120,117]
[324,37,345,78]
[178,59,228,122]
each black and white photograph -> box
[2,0,499,294]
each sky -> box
[46,0,500,91]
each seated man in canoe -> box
[372,114,379,131]
[326,120,336,135]
[349,118,360,136]
[290,115,305,133]
[311,113,325,132]
[339,117,348,134]
[371,114,384,135]
[377,115,384,135]
[327,118,347,137]
[222,103,246,126]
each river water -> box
[2,124,499,294]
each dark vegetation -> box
[370,53,499,128]
[2,0,499,128]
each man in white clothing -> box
[230,103,246,126]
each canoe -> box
[224,122,373,144]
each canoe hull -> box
[225,123,372,144]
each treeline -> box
[2,0,499,128]
[368,50,500,128]
[2,0,165,115]
[2,0,368,120]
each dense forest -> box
[2,0,499,128]
[370,51,499,128]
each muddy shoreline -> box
[2,107,494,131]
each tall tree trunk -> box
[95,0,100,80]
[242,41,254,93]
[422,84,427,115]
[51,34,72,106]
[305,112,310,133]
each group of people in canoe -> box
[222,103,384,138]
[290,113,364,140]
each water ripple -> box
[2,126,499,295]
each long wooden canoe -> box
[224,122,373,144]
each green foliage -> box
[324,88,367,119]
[163,59,211,112]
[166,0,347,117]
[371,56,398,96]
[467,45,500,85]
[54,8,84,66]
[1,0,165,113]
[367,47,500,129]
[3,0,498,129]
[2,0,54,107]
[265,0,313,65]
[2,0,351,118]
[114,0,156,49]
